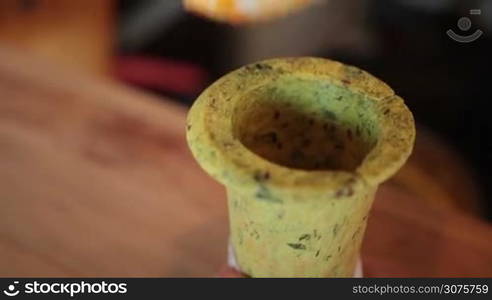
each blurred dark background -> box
[116,0,492,219]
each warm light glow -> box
[184,0,315,24]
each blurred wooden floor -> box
[0,46,491,277]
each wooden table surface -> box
[0,46,491,277]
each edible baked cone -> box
[186,57,415,277]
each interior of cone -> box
[233,75,380,172]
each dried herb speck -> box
[287,243,306,250]
[299,234,311,241]
[254,170,270,182]
[255,185,282,203]
[333,224,339,236]
[335,186,354,198]
[254,63,272,71]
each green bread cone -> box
[186,57,415,277]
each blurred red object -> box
[115,56,207,95]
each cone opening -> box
[233,75,380,172]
